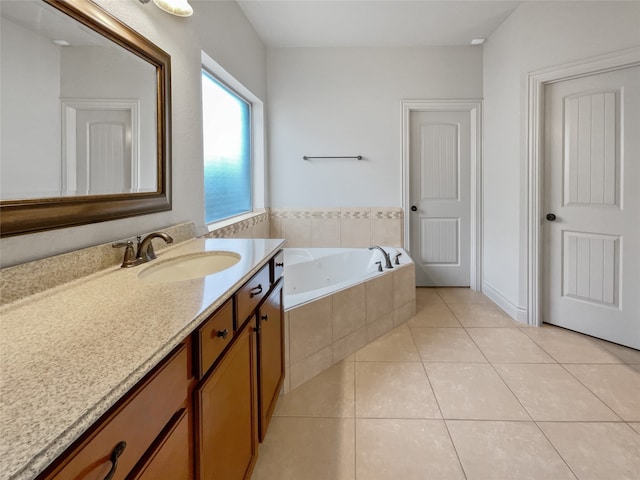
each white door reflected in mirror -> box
[60,99,153,196]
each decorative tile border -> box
[372,209,403,220]
[310,210,341,220]
[270,207,402,221]
[204,211,270,238]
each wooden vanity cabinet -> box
[194,320,258,480]
[39,342,193,480]
[193,251,284,479]
[37,250,285,480]
[256,277,284,442]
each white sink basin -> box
[138,251,241,283]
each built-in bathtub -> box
[282,247,416,392]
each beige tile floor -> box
[251,288,640,480]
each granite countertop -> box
[0,237,286,480]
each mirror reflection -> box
[0,0,158,200]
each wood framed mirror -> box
[0,0,171,237]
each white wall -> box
[1,17,61,198]
[0,0,266,267]
[268,47,483,207]
[482,1,640,319]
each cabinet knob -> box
[104,441,126,480]
[216,329,229,339]
[249,284,263,298]
[275,262,284,267]
[261,314,269,322]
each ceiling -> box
[236,0,523,48]
[1,1,109,47]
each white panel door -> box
[543,65,640,349]
[410,110,471,286]
[75,109,132,195]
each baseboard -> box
[481,281,528,324]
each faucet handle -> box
[145,241,157,261]
[112,240,141,268]
[394,252,402,265]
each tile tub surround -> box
[283,262,416,392]
[0,237,286,480]
[270,207,403,248]
[0,222,197,306]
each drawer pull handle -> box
[216,328,229,339]
[104,441,126,480]
[275,262,284,267]
[261,314,269,322]
[249,284,263,298]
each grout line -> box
[555,362,625,422]
[408,319,468,479]
[534,421,580,479]
[627,422,640,437]
[441,420,468,480]
[455,312,538,423]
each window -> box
[201,69,252,224]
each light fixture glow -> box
[152,0,193,17]
[139,0,193,17]
[470,38,486,46]
[52,39,70,46]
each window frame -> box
[200,51,266,230]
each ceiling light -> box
[139,0,193,17]
[470,38,486,46]
[52,39,70,46]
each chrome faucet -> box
[112,231,173,268]
[369,245,393,269]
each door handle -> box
[411,205,418,212]
[546,213,557,221]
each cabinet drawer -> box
[271,250,284,286]
[235,263,270,328]
[47,344,190,480]
[195,299,233,378]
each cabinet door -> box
[257,278,284,442]
[195,322,258,480]
[129,409,191,480]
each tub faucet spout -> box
[369,245,393,269]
